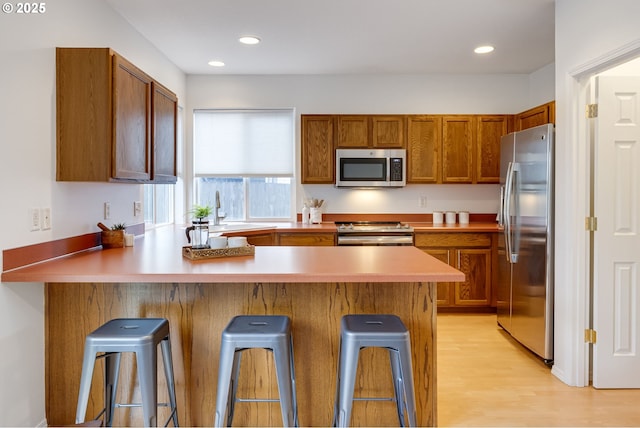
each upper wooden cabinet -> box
[337,115,405,148]
[56,47,177,183]
[476,115,510,183]
[442,115,475,183]
[515,101,555,131]
[407,116,442,183]
[408,114,511,184]
[151,81,178,183]
[301,115,335,184]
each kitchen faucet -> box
[213,191,225,225]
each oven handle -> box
[337,235,414,245]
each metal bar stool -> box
[75,318,179,427]
[214,315,298,427]
[333,314,417,427]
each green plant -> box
[111,222,126,230]
[189,204,213,219]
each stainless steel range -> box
[336,221,414,246]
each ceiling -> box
[104,0,555,76]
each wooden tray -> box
[182,245,255,260]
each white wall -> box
[0,0,185,425]
[554,0,640,386]
[186,73,549,216]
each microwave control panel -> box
[390,158,403,182]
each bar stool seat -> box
[333,314,417,427]
[214,315,298,427]
[75,318,179,427]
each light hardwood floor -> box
[437,314,640,427]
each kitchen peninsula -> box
[1,226,463,427]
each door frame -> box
[565,40,640,387]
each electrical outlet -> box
[42,207,51,230]
[29,208,40,231]
[104,202,111,220]
[419,196,428,208]
[134,201,142,217]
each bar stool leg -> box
[273,337,296,427]
[214,341,235,427]
[136,345,159,427]
[333,337,360,428]
[104,352,122,427]
[398,342,417,427]
[388,349,407,426]
[160,337,179,427]
[75,344,98,424]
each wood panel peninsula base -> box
[3,229,463,426]
[46,281,436,426]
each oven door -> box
[337,234,414,246]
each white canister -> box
[302,204,310,224]
[432,211,444,224]
[310,207,322,224]
[445,211,457,225]
[124,233,135,247]
[458,211,470,225]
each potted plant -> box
[99,222,126,249]
[189,204,214,220]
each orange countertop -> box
[1,225,464,284]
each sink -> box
[209,223,276,233]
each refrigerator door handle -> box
[504,162,520,263]
[503,162,514,262]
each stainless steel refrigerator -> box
[497,123,554,363]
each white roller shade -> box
[194,109,294,176]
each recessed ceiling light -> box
[239,36,261,45]
[474,45,495,54]
[208,60,225,67]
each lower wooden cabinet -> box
[415,232,496,309]
[277,232,336,246]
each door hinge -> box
[586,103,598,118]
[585,328,597,344]
[585,216,598,231]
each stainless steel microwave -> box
[335,148,406,188]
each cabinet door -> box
[515,103,550,131]
[112,54,152,181]
[337,115,369,148]
[424,248,453,306]
[454,248,492,306]
[151,82,177,183]
[476,115,508,183]
[372,115,405,148]
[407,115,442,183]
[442,116,475,183]
[301,115,335,183]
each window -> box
[193,109,295,221]
[144,183,175,225]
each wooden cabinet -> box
[407,114,510,184]
[407,115,442,183]
[56,47,177,183]
[515,101,555,131]
[247,232,276,246]
[337,115,368,148]
[442,116,475,183]
[277,232,336,246]
[415,232,495,309]
[336,115,405,148]
[301,115,335,184]
[476,115,510,183]
[151,82,178,183]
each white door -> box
[593,75,640,388]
